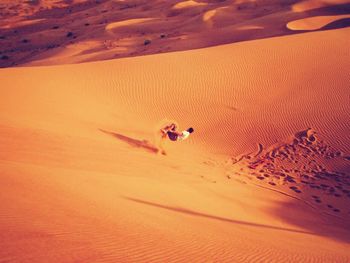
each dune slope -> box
[0,28,350,262]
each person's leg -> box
[155,129,167,155]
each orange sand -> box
[1,25,350,262]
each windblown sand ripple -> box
[1,25,349,262]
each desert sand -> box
[1,1,350,263]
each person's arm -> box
[160,125,171,134]
[160,124,175,133]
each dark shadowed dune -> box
[1,0,350,67]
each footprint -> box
[257,176,265,180]
[333,209,340,213]
[268,182,276,186]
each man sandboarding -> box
[158,123,194,155]
[160,123,194,141]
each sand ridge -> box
[292,0,350,12]
[172,0,207,10]
[287,14,350,30]
[105,18,156,31]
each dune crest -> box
[203,9,216,22]
[292,0,350,12]
[287,14,350,30]
[172,0,207,9]
[106,18,155,31]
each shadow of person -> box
[123,196,317,235]
[99,129,159,154]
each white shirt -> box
[178,130,190,141]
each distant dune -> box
[287,14,350,30]
[1,0,350,67]
[1,20,349,262]
[292,0,350,12]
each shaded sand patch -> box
[287,14,350,30]
[172,0,207,9]
[292,0,350,12]
[99,129,159,154]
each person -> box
[160,123,194,141]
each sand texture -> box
[0,1,350,262]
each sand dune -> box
[1,22,350,262]
[292,0,350,12]
[287,14,350,30]
[172,0,207,10]
[1,0,350,67]
[105,18,156,31]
